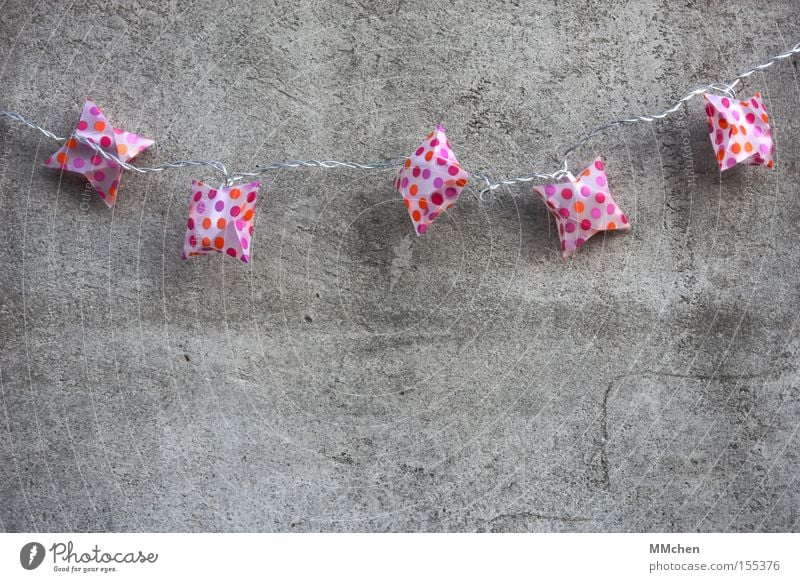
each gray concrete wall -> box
[0,0,798,532]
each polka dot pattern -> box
[182,179,260,264]
[704,92,775,171]
[532,157,630,259]
[43,97,154,208]
[394,124,469,235]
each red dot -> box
[100,136,112,148]
[431,192,444,206]
[447,165,459,176]
[581,219,591,230]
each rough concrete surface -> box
[1,0,799,532]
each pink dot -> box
[595,192,606,203]
[240,254,250,263]
[565,222,576,233]
[422,169,431,179]
[559,208,570,219]
[439,149,449,158]
[93,170,105,181]
[580,185,591,197]
[721,97,730,108]
[77,121,88,131]
[581,219,591,231]
[596,175,607,187]
[544,184,556,196]
[215,200,225,212]
[241,237,249,249]
[445,187,457,198]
[447,165,459,176]
[230,206,241,217]
[72,158,84,169]
[591,208,601,219]
[715,130,723,145]
[430,138,439,147]
[415,147,424,156]
[754,126,763,137]
[401,177,409,188]
[431,192,444,206]
[575,237,585,247]
[607,203,616,215]
[726,157,736,167]
[561,188,572,200]
[621,214,629,224]
[126,133,138,144]
[249,226,254,236]
[196,202,206,214]
[236,220,245,230]
[745,113,755,124]
[759,143,770,154]
[731,110,740,121]
[90,106,100,116]
[429,212,439,221]
[433,177,443,188]
[91,155,102,165]
[417,223,427,235]
[113,128,123,135]
[594,159,604,171]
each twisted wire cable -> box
[2,40,798,194]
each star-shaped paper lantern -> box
[43,98,154,207]
[394,124,469,235]
[704,92,774,171]
[532,157,630,258]
[182,179,260,263]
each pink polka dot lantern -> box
[704,92,774,171]
[394,124,469,236]
[43,97,154,208]
[533,157,630,259]
[182,179,260,263]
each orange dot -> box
[426,132,433,139]
[409,184,418,196]
[719,118,728,129]
[214,237,224,249]
[574,201,584,213]
[244,209,254,221]
[607,222,617,230]
[731,143,741,155]
[424,151,433,161]
[767,160,774,168]
[761,113,769,123]
[419,198,428,210]
[446,203,454,209]
[744,142,753,153]
[741,101,749,107]
[730,125,738,135]
[201,237,211,247]
[217,218,226,229]
[230,188,241,199]
[739,125,747,136]
[67,138,77,149]
[117,143,128,156]
[202,218,212,229]
[582,169,590,177]
[455,178,467,187]
[717,149,725,161]
[56,152,67,164]
[404,158,411,168]
[94,121,106,131]
[403,198,410,208]
[412,210,421,221]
